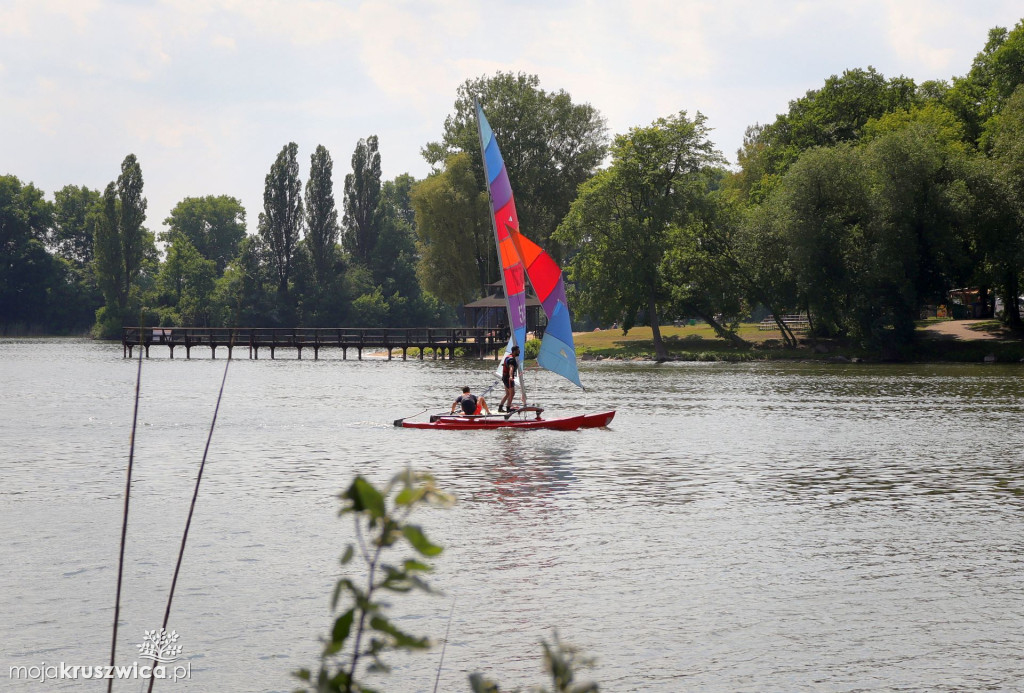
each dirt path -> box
[919,319,1000,341]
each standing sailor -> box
[498,345,520,412]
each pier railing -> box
[121,326,510,360]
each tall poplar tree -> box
[259,142,304,296]
[117,153,147,308]
[342,136,382,265]
[91,154,151,336]
[305,144,340,288]
[92,182,123,312]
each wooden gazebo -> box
[463,282,546,336]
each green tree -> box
[555,112,725,360]
[52,184,101,267]
[736,67,920,200]
[211,235,278,326]
[774,145,871,337]
[984,84,1024,326]
[954,152,1019,325]
[92,182,124,316]
[342,136,382,266]
[91,155,155,336]
[305,144,341,288]
[947,21,1024,147]
[117,154,148,306]
[50,184,104,330]
[163,195,246,275]
[768,107,972,351]
[0,175,60,332]
[424,71,607,259]
[373,174,420,298]
[860,113,969,346]
[259,142,304,297]
[411,153,491,307]
[156,237,217,326]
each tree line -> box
[3,20,1024,357]
[1,138,443,338]
[554,21,1024,358]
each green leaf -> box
[340,545,354,565]
[403,559,432,573]
[369,615,430,649]
[331,608,355,646]
[402,524,442,557]
[328,670,352,689]
[394,486,424,506]
[344,476,386,519]
[332,577,360,611]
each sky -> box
[2,0,1023,237]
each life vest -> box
[502,354,518,379]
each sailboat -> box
[397,102,615,431]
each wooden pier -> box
[121,327,509,361]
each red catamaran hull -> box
[579,410,616,428]
[399,411,614,431]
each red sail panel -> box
[494,199,519,239]
[510,231,559,302]
[500,237,525,293]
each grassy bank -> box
[571,321,1024,363]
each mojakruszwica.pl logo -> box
[9,628,192,683]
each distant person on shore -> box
[451,386,490,416]
[498,345,520,412]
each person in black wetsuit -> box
[498,345,520,412]
[451,386,490,416]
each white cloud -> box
[2,0,1022,231]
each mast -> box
[474,100,528,406]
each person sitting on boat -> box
[451,386,490,416]
[498,345,520,412]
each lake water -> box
[2,338,1023,692]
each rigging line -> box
[432,596,457,693]
[479,376,503,399]
[146,333,233,693]
[108,327,145,693]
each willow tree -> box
[411,153,490,307]
[977,85,1024,327]
[554,112,724,360]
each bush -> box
[524,337,541,360]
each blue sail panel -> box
[537,301,581,387]
[538,333,582,389]
[484,137,504,184]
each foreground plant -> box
[295,469,453,693]
[469,631,599,693]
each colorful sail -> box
[476,103,528,350]
[476,101,582,389]
[508,232,582,388]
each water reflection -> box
[451,435,579,510]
